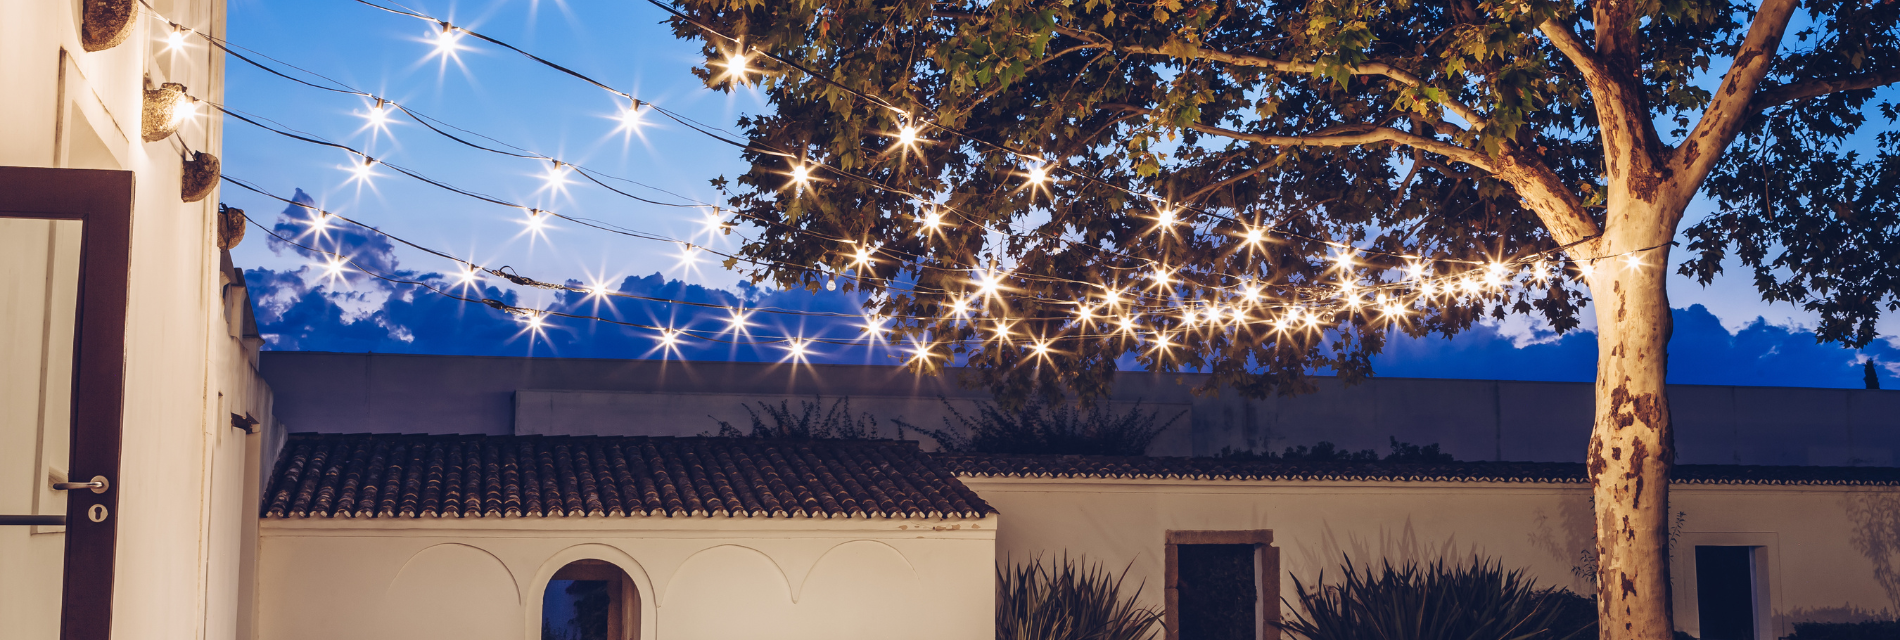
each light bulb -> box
[166,27,189,52]
[431,23,463,58]
[722,52,750,82]
[1243,227,1265,245]
[365,99,391,128]
[789,164,812,185]
[726,308,752,335]
[620,103,644,131]
[896,124,920,147]
[1026,164,1048,185]
[346,157,377,184]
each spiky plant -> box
[903,398,1181,456]
[997,555,1163,640]
[1277,556,1596,640]
[713,396,885,440]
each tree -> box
[664,0,1899,636]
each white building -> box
[4,1,1900,640]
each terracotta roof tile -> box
[934,453,1900,485]
[265,433,994,519]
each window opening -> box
[543,560,636,640]
[1694,546,1757,640]
[1178,544,1257,640]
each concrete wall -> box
[0,2,282,639]
[964,477,1900,640]
[262,352,1900,465]
[256,516,996,640]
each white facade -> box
[256,516,997,640]
[966,476,1900,640]
[1,2,275,640]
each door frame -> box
[0,166,134,640]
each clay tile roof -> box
[264,433,994,520]
[934,453,1900,486]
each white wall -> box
[0,1,280,639]
[965,477,1900,639]
[256,516,997,640]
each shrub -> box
[1214,437,1456,463]
[1276,556,1595,640]
[713,396,886,439]
[899,398,1182,455]
[1784,620,1900,640]
[997,555,1163,640]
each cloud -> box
[244,191,1900,388]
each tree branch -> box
[929,10,1492,132]
[1669,0,1800,218]
[1750,68,1900,112]
[1100,103,1495,171]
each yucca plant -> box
[712,396,886,440]
[1276,556,1596,640]
[997,555,1163,640]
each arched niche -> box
[542,559,639,640]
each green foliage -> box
[997,555,1164,640]
[1277,556,1596,640]
[1215,436,1455,462]
[1783,620,1900,640]
[898,398,1181,455]
[713,396,888,439]
[666,0,1900,406]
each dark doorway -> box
[1177,544,1257,640]
[1695,546,1757,640]
[543,560,637,640]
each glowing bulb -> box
[522,209,549,234]
[725,308,753,335]
[454,265,482,288]
[1103,287,1125,308]
[1624,253,1644,270]
[860,314,889,341]
[895,123,921,147]
[365,99,391,128]
[720,51,751,83]
[1533,260,1551,283]
[789,164,812,186]
[542,161,572,192]
[676,245,703,272]
[1149,266,1174,289]
[171,99,199,127]
[346,156,377,184]
[1243,227,1265,246]
[1332,247,1356,271]
[1148,331,1175,355]
[974,268,1006,299]
[165,27,189,52]
[619,102,644,131]
[1577,262,1596,278]
[947,296,973,320]
[1076,305,1096,324]
[656,329,682,353]
[319,256,351,282]
[1242,283,1262,303]
[585,281,612,299]
[850,245,876,269]
[919,208,943,230]
[783,337,812,363]
[1025,164,1048,185]
[1117,315,1139,335]
[1406,261,1428,282]
[523,313,547,334]
[430,23,463,58]
[1030,340,1053,359]
[1156,207,1178,229]
[909,344,937,366]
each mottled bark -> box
[1585,231,1677,640]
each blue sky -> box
[219,0,1900,389]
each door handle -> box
[53,475,109,494]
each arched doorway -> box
[542,559,638,640]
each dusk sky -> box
[219,0,1900,389]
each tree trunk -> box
[1586,239,1677,640]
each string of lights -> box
[338,0,1643,313]
[174,20,1240,308]
[184,0,1677,365]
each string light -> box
[318,256,351,284]
[541,160,572,193]
[725,307,753,335]
[454,265,482,289]
[522,208,550,234]
[618,101,645,132]
[364,98,391,129]
[165,26,190,52]
[429,22,464,59]
[1024,163,1049,186]
[782,337,813,364]
[345,156,378,184]
[895,122,921,147]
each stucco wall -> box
[964,477,1900,639]
[0,2,282,639]
[256,516,996,640]
[262,352,1900,466]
